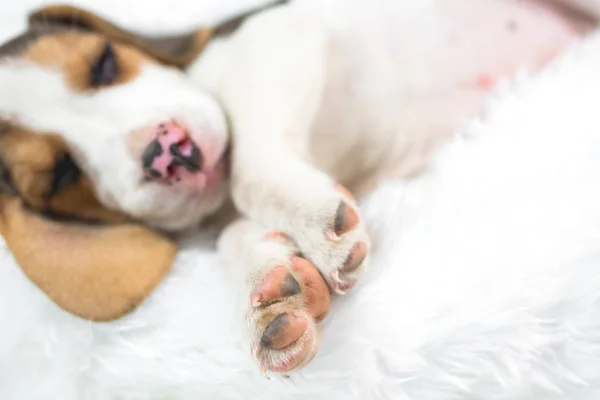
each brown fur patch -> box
[23,31,144,91]
[28,5,213,69]
[0,194,177,321]
[0,122,177,321]
[0,123,127,222]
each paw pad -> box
[260,312,308,349]
[342,241,367,273]
[333,201,360,237]
[251,266,301,307]
[249,255,330,375]
[291,256,330,321]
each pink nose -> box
[141,120,203,182]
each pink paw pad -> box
[251,249,331,374]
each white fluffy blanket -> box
[2,1,600,399]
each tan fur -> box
[0,124,127,222]
[0,122,177,321]
[0,195,177,321]
[24,32,144,91]
[28,5,212,69]
[0,4,221,322]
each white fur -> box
[189,0,590,369]
[0,60,229,230]
[1,0,585,232]
[2,1,600,398]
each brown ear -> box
[0,195,177,321]
[28,4,213,68]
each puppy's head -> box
[0,120,178,322]
[0,5,231,321]
[0,4,230,232]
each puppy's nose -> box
[141,121,203,181]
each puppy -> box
[0,0,594,375]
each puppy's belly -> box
[310,0,592,190]
[428,0,591,89]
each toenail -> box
[261,313,308,350]
[342,241,367,273]
[330,270,358,294]
[333,201,360,237]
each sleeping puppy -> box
[0,0,595,375]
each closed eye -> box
[47,152,81,200]
[90,40,120,86]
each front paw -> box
[294,184,370,295]
[246,234,331,376]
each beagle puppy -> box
[0,0,595,375]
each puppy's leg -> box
[233,159,370,295]
[218,218,331,374]
[217,7,370,295]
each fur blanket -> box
[2,1,600,399]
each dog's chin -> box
[145,156,231,233]
[146,186,229,233]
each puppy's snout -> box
[141,120,204,182]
